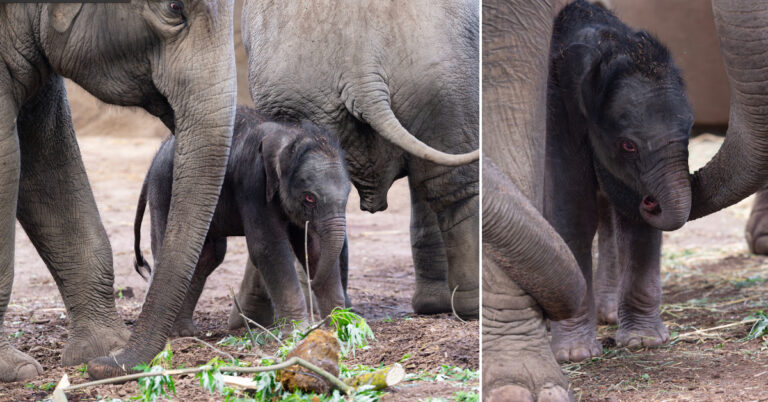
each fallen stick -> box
[53,356,351,400]
[172,336,237,363]
[674,319,758,339]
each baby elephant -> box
[544,0,693,362]
[134,106,351,336]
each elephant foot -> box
[0,343,43,382]
[616,315,669,348]
[486,383,570,402]
[451,286,479,320]
[227,300,274,330]
[484,346,573,402]
[62,322,130,366]
[746,193,768,255]
[595,294,618,325]
[170,318,198,338]
[87,349,138,379]
[412,280,451,315]
[550,317,601,363]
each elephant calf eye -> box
[169,1,184,14]
[304,194,316,204]
[620,140,637,153]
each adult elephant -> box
[238,0,480,319]
[0,1,237,382]
[482,0,768,399]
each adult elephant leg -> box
[414,162,479,320]
[15,76,129,366]
[171,238,227,337]
[482,159,583,401]
[409,185,451,315]
[595,192,622,324]
[483,258,570,401]
[745,184,768,254]
[0,93,43,382]
[227,258,275,330]
[613,213,668,348]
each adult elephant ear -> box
[48,3,83,32]
[689,0,768,220]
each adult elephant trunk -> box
[640,144,691,231]
[87,10,236,380]
[689,0,768,220]
[310,216,347,318]
[483,158,585,321]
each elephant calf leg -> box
[228,258,275,330]
[595,193,622,325]
[483,259,570,402]
[614,214,668,348]
[746,186,768,255]
[171,238,226,337]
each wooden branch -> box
[229,286,257,350]
[54,357,351,399]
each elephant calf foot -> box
[486,383,570,402]
[62,322,130,366]
[170,318,198,338]
[0,343,43,382]
[616,313,669,348]
[227,300,275,330]
[596,294,618,325]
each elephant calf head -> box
[260,121,351,316]
[553,2,694,231]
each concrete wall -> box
[606,0,730,126]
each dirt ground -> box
[0,81,478,401]
[568,134,768,401]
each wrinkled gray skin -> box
[0,1,237,382]
[482,0,768,400]
[240,0,479,319]
[745,186,768,255]
[134,106,351,336]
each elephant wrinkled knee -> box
[0,344,44,383]
[62,324,130,366]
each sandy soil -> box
[568,134,768,401]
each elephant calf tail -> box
[134,176,152,281]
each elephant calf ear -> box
[560,43,602,117]
[259,127,293,203]
[48,3,83,33]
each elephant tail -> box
[351,88,478,166]
[134,176,152,281]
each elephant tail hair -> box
[134,176,152,281]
